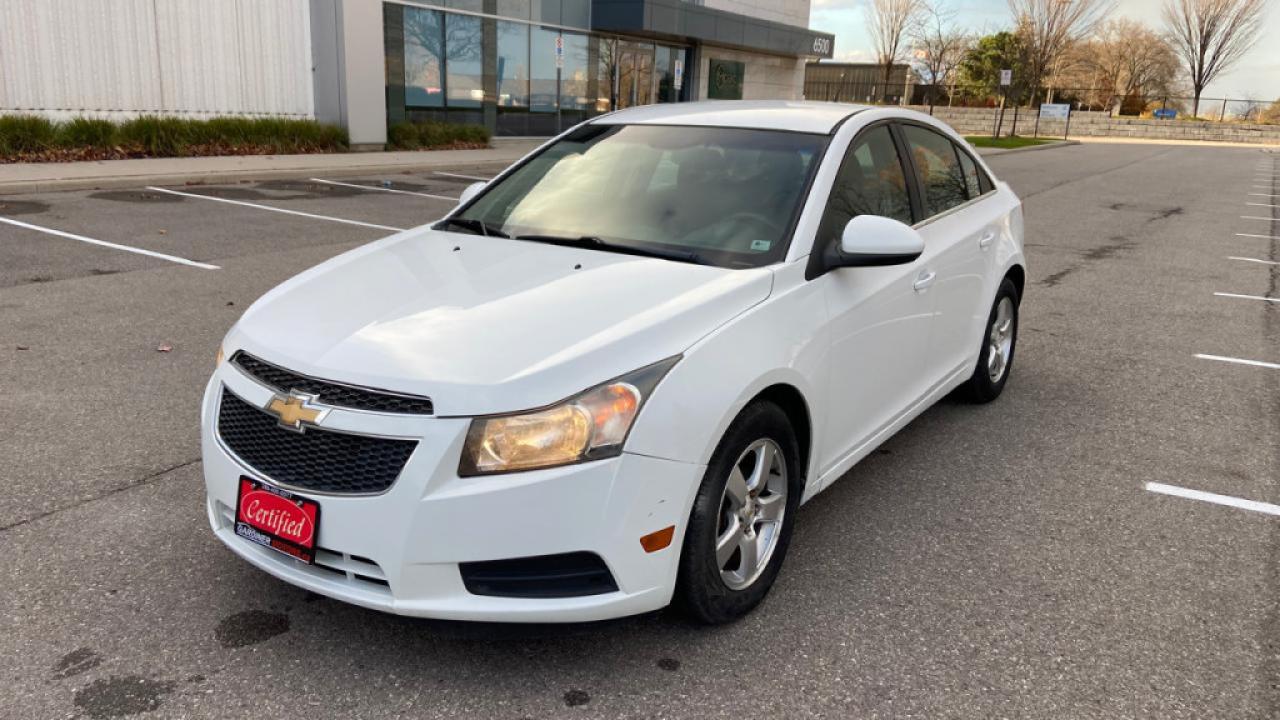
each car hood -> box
[226,229,773,416]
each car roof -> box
[590,100,871,135]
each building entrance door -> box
[617,42,654,109]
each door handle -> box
[913,270,937,292]
[978,231,996,250]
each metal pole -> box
[1220,97,1228,121]
[1064,106,1071,140]
[1034,107,1040,138]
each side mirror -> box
[457,181,486,207]
[828,215,925,268]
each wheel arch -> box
[749,383,813,493]
[1004,264,1026,303]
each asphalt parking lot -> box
[2,143,1277,719]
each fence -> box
[806,79,1276,124]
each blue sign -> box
[1154,108,1177,119]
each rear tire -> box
[958,277,1019,403]
[674,401,802,624]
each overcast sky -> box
[810,0,1280,101]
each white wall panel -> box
[0,0,314,120]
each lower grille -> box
[217,388,416,495]
[459,552,619,598]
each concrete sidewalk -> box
[0,139,544,195]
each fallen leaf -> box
[16,345,29,351]
[157,343,173,352]
[158,229,167,235]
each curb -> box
[977,139,1080,157]
[0,142,539,196]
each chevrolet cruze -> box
[203,101,1025,624]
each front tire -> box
[675,401,802,624]
[958,277,1019,403]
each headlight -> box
[458,357,680,476]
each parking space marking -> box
[1194,353,1280,370]
[1236,233,1280,240]
[1146,482,1280,517]
[1246,202,1280,209]
[0,216,220,270]
[1214,292,1279,304]
[1227,256,1280,265]
[1241,216,1280,222]
[308,177,459,201]
[433,171,492,182]
[1248,193,1279,198]
[145,187,406,232]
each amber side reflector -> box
[639,525,675,553]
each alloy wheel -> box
[715,438,788,590]
[986,296,1015,382]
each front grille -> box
[217,388,417,494]
[459,552,619,598]
[232,352,434,415]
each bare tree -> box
[1084,19,1179,113]
[1009,0,1114,104]
[911,1,972,110]
[867,0,925,103]
[1162,0,1267,117]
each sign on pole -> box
[673,58,684,91]
[1038,103,1069,120]
[554,35,564,69]
[999,69,1012,86]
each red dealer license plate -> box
[234,476,321,564]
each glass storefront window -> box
[404,7,444,108]
[656,46,685,103]
[530,27,559,113]
[496,21,529,108]
[596,37,617,112]
[446,13,484,108]
[561,33,590,111]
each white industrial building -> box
[0,0,833,148]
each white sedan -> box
[202,101,1024,624]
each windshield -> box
[451,124,827,268]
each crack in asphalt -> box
[0,458,200,533]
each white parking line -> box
[1214,291,1279,304]
[1146,482,1280,517]
[1248,193,1279,198]
[1227,256,1280,265]
[1236,233,1280,240]
[0,216,220,270]
[1194,353,1280,370]
[308,177,459,201]
[1241,216,1279,222]
[434,171,491,182]
[145,187,406,232]
[1246,202,1280,209]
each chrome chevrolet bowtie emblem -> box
[265,392,330,432]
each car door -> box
[815,123,937,479]
[898,123,996,386]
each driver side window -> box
[817,125,913,250]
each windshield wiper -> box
[513,234,705,265]
[436,217,508,238]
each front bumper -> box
[200,366,704,622]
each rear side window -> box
[902,125,968,218]
[956,147,982,199]
[817,125,913,248]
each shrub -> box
[388,120,490,150]
[0,115,58,155]
[58,117,118,148]
[117,115,198,156]
[0,113,349,160]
